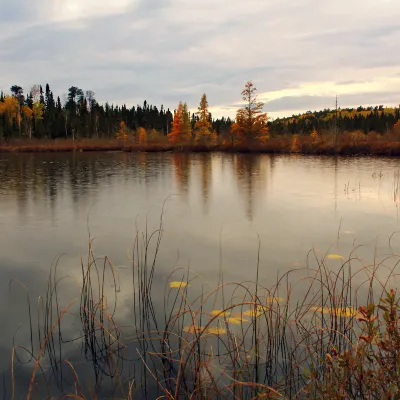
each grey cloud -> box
[0,0,399,117]
[265,92,400,113]
[0,1,36,22]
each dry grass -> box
[2,131,400,156]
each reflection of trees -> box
[0,153,169,214]
[172,153,191,199]
[199,153,213,213]
[234,154,272,221]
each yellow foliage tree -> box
[32,101,45,134]
[195,94,212,143]
[0,96,20,127]
[116,121,128,141]
[22,105,33,138]
[235,81,269,143]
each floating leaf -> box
[169,281,190,289]
[226,317,248,324]
[327,254,344,260]
[210,310,230,317]
[243,308,264,318]
[311,306,357,317]
[207,327,227,335]
[342,230,355,235]
[183,325,204,334]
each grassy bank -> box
[7,211,400,399]
[2,131,400,156]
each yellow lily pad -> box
[183,325,204,334]
[226,316,248,324]
[327,254,344,260]
[243,309,264,318]
[207,327,227,335]
[210,310,230,317]
[169,281,190,289]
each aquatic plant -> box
[7,212,400,399]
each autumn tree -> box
[234,81,269,143]
[195,94,212,143]
[21,105,33,138]
[138,127,147,144]
[182,103,192,139]
[0,96,20,136]
[116,121,128,141]
[169,102,184,144]
[310,127,318,140]
[393,119,400,136]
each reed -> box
[7,214,400,399]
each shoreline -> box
[2,137,400,156]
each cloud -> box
[0,0,399,118]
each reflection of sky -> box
[1,153,400,395]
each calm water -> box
[1,152,400,397]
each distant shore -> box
[1,135,400,156]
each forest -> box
[1,82,400,154]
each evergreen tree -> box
[169,102,184,144]
[233,81,269,143]
[182,103,192,139]
[195,93,212,142]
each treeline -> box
[269,106,400,135]
[1,83,400,142]
[0,84,233,140]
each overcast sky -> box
[1,0,399,119]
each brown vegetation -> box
[3,130,400,156]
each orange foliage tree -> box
[393,119,400,135]
[233,81,269,143]
[169,102,184,144]
[116,121,128,141]
[138,127,147,144]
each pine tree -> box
[195,93,212,142]
[182,103,192,139]
[169,102,184,144]
[234,81,269,143]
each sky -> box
[0,0,400,119]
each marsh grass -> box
[8,213,400,399]
[3,131,400,156]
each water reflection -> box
[172,153,191,199]
[1,153,400,226]
[199,153,212,213]
[234,154,272,221]
[2,153,400,397]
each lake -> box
[1,152,400,398]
